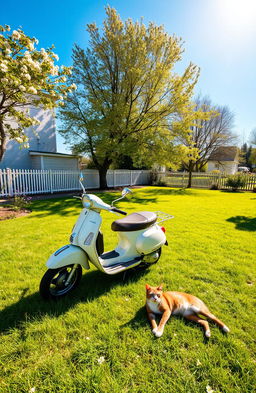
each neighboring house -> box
[0,104,79,170]
[207,146,239,174]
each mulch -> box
[0,207,31,221]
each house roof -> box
[208,146,239,162]
[29,150,80,158]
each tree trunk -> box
[98,165,109,190]
[0,120,6,161]
[187,161,194,188]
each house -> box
[0,104,79,170]
[207,146,239,174]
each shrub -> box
[210,183,219,190]
[11,195,32,211]
[225,174,246,191]
[149,169,159,185]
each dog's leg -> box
[146,306,158,333]
[185,314,211,338]
[199,309,230,333]
[154,309,171,338]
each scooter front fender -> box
[46,244,90,270]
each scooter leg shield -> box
[46,244,90,270]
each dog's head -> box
[145,283,163,303]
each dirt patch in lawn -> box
[0,207,31,221]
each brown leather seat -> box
[111,211,157,232]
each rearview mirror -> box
[122,187,132,197]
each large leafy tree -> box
[59,7,200,189]
[0,25,76,160]
[178,96,236,187]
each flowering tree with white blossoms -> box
[0,24,76,161]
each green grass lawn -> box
[0,187,255,393]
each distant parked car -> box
[237,166,250,173]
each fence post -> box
[49,170,53,194]
[6,168,13,197]
[113,170,116,187]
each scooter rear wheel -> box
[140,247,162,268]
[39,264,82,300]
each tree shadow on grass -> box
[0,268,149,333]
[29,191,158,219]
[144,188,193,196]
[226,216,256,231]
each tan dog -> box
[146,284,230,338]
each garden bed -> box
[0,206,31,220]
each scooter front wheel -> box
[39,264,82,300]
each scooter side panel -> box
[46,244,90,270]
[136,225,166,254]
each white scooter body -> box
[46,192,168,276]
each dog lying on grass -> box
[146,284,230,338]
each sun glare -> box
[217,0,256,34]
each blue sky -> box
[2,0,256,153]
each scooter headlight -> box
[82,195,92,208]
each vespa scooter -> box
[39,175,173,299]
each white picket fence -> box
[161,171,256,191]
[0,169,151,197]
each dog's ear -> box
[157,284,164,291]
[145,284,151,291]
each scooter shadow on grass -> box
[0,267,150,333]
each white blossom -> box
[19,85,26,92]
[0,62,8,72]
[206,385,215,393]
[52,53,59,61]
[40,48,48,59]
[3,41,10,49]
[21,65,28,72]
[15,137,24,143]
[28,87,37,94]
[1,78,8,84]
[97,356,105,364]
[23,73,31,81]
[12,30,21,40]
[70,83,77,90]
[28,42,34,51]
[51,65,59,76]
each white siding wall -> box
[30,156,41,169]
[0,105,56,169]
[42,156,79,170]
[207,161,238,174]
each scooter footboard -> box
[46,245,90,270]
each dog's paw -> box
[222,325,230,333]
[152,328,158,335]
[154,329,163,338]
[205,330,211,338]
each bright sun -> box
[217,0,256,33]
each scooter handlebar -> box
[110,207,127,215]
